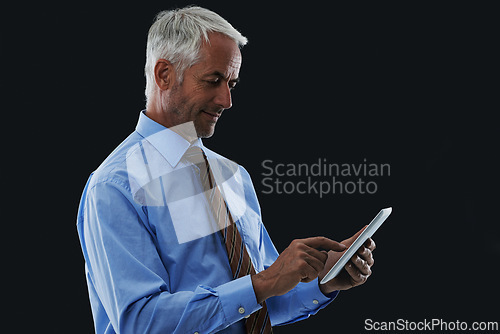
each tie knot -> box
[184,146,206,165]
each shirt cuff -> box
[296,278,339,312]
[217,275,262,325]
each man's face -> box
[163,33,242,138]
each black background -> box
[4,1,499,332]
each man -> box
[77,6,376,333]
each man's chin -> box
[198,132,214,139]
[195,124,216,139]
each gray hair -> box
[144,6,248,106]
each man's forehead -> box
[197,33,242,75]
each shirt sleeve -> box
[79,178,261,334]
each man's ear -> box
[154,59,175,90]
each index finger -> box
[341,225,368,247]
[302,236,347,252]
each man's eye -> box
[205,78,236,90]
[206,79,220,85]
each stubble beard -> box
[164,84,217,139]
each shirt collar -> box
[135,110,204,168]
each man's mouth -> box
[201,110,221,122]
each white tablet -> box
[320,207,392,284]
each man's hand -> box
[318,226,376,295]
[251,237,346,304]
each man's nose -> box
[213,83,232,110]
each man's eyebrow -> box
[206,71,240,83]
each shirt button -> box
[238,307,246,314]
[194,332,199,334]
[312,299,319,305]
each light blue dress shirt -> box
[77,111,337,333]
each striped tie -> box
[184,146,273,334]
